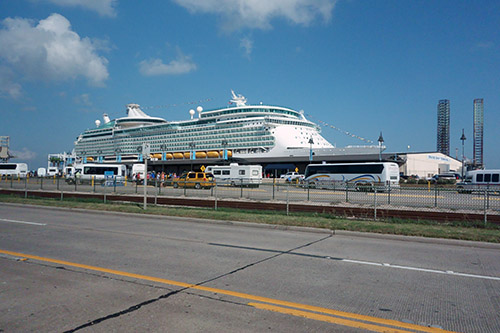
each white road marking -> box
[0,218,46,226]
[341,258,500,281]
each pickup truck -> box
[280,172,304,182]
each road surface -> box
[1,203,499,332]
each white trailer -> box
[205,163,262,187]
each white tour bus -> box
[205,163,262,187]
[65,163,126,184]
[0,163,28,178]
[304,162,400,190]
[457,169,500,193]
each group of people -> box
[132,171,176,183]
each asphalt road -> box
[1,203,500,332]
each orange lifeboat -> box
[173,152,184,159]
[207,151,219,158]
[166,153,173,160]
[86,157,94,162]
[195,151,207,159]
[183,152,191,159]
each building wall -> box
[400,152,462,178]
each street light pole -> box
[378,132,384,161]
[189,142,195,171]
[308,137,314,163]
[460,129,466,179]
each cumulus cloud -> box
[41,0,118,17]
[173,0,337,31]
[0,13,109,97]
[11,148,37,161]
[139,50,197,76]
[240,37,253,58]
[0,66,22,99]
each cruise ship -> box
[73,91,383,164]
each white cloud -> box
[11,148,37,161]
[139,51,197,76]
[240,37,253,58]
[0,13,109,97]
[173,0,337,31]
[41,0,118,17]
[0,66,22,99]
[74,93,92,106]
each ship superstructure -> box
[73,91,380,163]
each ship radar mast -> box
[230,90,247,107]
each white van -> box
[47,167,59,177]
[37,167,46,177]
[205,163,262,187]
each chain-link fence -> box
[1,175,499,220]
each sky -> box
[1,0,499,170]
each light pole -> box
[308,137,314,163]
[189,142,196,171]
[460,129,466,179]
[378,132,384,161]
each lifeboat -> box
[165,153,173,160]
[151,153,162,159]
[183,152,191,159]
[207,151,219,158]
[195,151,207,158]
[86,157,94,162]
[173,152,184,159]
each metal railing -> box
[1,175,499,222]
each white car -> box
[281,172,304,182]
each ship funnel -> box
[95,120,101,127]
[103,113,111,124]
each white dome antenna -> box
[189,109,195,120]
[95,120,101,127]
[196,106,203,118]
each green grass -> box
[1,194,499,243]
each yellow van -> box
[172,172,215,189]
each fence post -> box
[24,176,27,198]
[57,176,60,191]
[387,182,391,205]
[240,179,244,198]
[272,178,275,200]
[434,183,438,208]
[374,187,377,220]
[345,183,349,203]
[93,176,96,193]
[307,180,310,201]
[40,176,43,190]
[10,175,13,188]
[114,176,117,193]
[214,183,218,211]
[286,181,290,216]
[484,189,487,226]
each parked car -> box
[280,171,304,182]
[430,173,460,183]
[172,171,215,189]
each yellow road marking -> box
[1,249,454,332]
[250,303,410,333]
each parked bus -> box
[457,169,500,194]
[205,163,262,187]
[65,163,126,184]
[304,162,400,191]
[0,163,28,178]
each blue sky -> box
[1,0,499,169]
